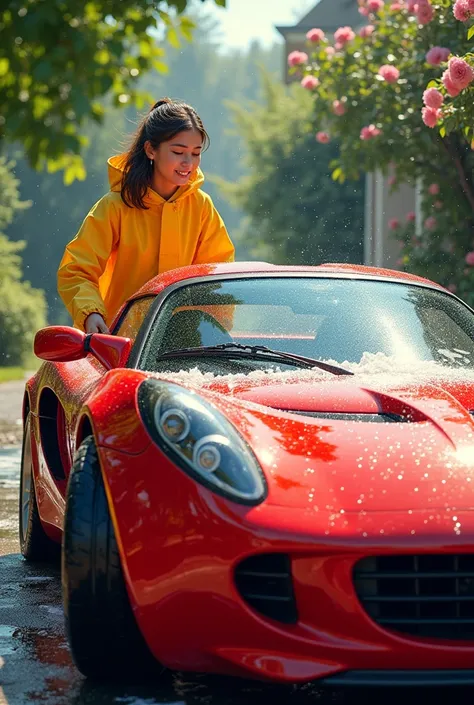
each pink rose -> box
[406,0,417,9]
[423,87,444,109]
[424,216,437,230]
[421,106,441,128]
[359,24,375,38]
[306,28,326,43]
[465,251,474,266]
[426,46,451,66]
[301,75,320,90]
[378,64,400,83]
[288,51,308,67]
[360,124,382,139]
[367,0,384,10]
[332,99,347,115]
[316,131,330,144]
[417,2,434,24]
[390,2,403,9]
[388,218,400,230]
[334,26,356,46]
[406,211,416,222]
[359,6,370,15]
[442,69,462,97]
[448,57,474,90]
[325,46,336,57]
[453,0,472,21]
[428,183,440,195]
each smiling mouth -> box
[176,170,191,177]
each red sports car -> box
[19,262,474,686]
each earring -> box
[150,159,153,167]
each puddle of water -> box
[0,446,21,548]
[0,445,21,489]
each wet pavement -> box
[1,446,473,705]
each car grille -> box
[354,555,474,641]
[234,553,297,624]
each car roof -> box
[128,261,446,303]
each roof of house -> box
[276,0,364,36]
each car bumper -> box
[98,443,474,684]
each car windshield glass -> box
[139,277,474,372]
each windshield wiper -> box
[156,343,353,376]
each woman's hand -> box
[85,313,110,334]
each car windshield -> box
[139,277,474,372]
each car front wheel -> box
[62,436,160,679]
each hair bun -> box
[150,97,172,112]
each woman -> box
[57,97,235,333]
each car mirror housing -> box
[34,326,132,370]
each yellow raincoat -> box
[57,155,235,329]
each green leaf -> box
[95,49,110,65]
[0,58,10,76]
[439,125,446,138]
[63,164,76,186]
[468,25,474,40]
[139,40,152,58]
[180,21,194,41]
[332,167,342,181]
[152,59,169,73]
[172,0,188,12]
[167,26,180,49]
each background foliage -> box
[221,76,364,265]
[0,158,46,366]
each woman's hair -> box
[121,97,209,209]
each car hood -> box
[185,373,474,514]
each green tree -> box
[0,0,225,181]
[0,158,46,366]
[220,76,364,265]
[293,0,474,302]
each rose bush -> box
[291,0,474,304]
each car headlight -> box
[137,379,267,505]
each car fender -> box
[83,369,152,455]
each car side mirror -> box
[34,326,132,370]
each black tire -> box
[19,413,60,562]
[62,436,161,680]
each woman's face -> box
[146,129,203,194]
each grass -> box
[0,355,40,384]
[0,367,26,383]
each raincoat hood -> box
[107,153,205,205]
